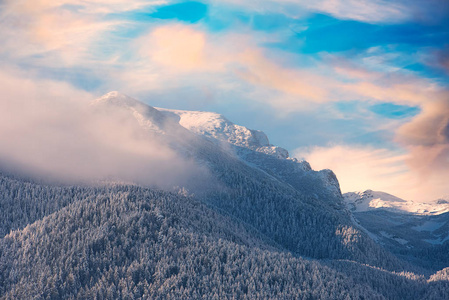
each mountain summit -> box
[157,108,289,159]
[92,91,172,134]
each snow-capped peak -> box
[157,108,289,159]
[91,92,169,134]
[92,92,292,160]
[93,91,142,107]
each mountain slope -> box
[158,106,342,204]
[0,180,388,299]
[90,92,411,270]
[2,176,448,299]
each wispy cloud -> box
[396,97,449,181]
[305,0,408,23]
[213,0,449,24]
[212,0,409,24]
[0,0,165,66]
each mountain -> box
[1,92,449,299]
[78,92,449,271]
[157,107,289,158]
[344,190,449,215]
[344,190,449,269]
[158,107,343,204]
[90,93,367,261]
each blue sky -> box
[1,0,448,200]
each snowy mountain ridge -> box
[92,91,342,202]
[157,107,290,159]
[344,189,449,215]
[94,92,289,158]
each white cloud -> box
[214,0,449,24]
[305,0,408,23]
[0,0,165,65]
[212,0,410,24]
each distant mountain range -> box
[343,189,449,270]
[0,92,448,299]
[344,189,449,215]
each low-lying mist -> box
[0,70,211,192]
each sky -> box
[0,0,448,201]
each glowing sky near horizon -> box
[1,0,448,201]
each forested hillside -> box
[0,177,377,299]
[0,175,448,299]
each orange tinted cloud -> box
[236,49,328,102]
[141,25,208,71]
[131,24,330,107]
[395,97,449,186]
[0,0,162,63]
[294,144,449,201]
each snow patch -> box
[412,221,446,232]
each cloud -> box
[114,23,445,117]
[0,68,209,191]
[294,144,448,201]
[111,24,248,98]
[0,0,165,65]
[423,47,449,76]
[293,64,449,201]
[236,49,328,103]
[213,0,449,24]
[235,48,444,111]
[397,99,449,147]
[212,0,409,24]
[137,24,211,72]
[116,23,332,110]
[305,0,408,23]
[437,50,449,74]
[294,145,409,193]
[395,97,449,182]
[3,0,164,14]
[107,24,235,99]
